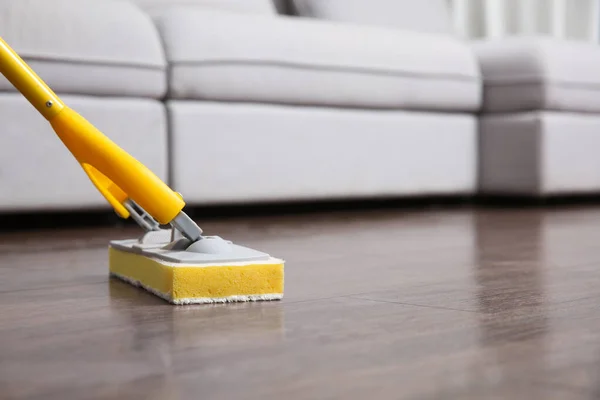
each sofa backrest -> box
[131,0,277,15]
[288,0,453,34]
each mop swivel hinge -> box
[123,199,203,243]
[123,199,161,232]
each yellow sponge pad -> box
[108,234,284,304]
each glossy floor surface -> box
[2,206,600,399]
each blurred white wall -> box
[450,0,600,42]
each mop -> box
[0,37,284,304]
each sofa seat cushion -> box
[0,94,168,211]
[155,9,481,111]
[474,37,600,113]
[168,101,478,203]
[0,0,166,99]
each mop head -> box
[108,229,284,304]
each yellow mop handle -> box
[0,36,185,225]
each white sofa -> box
[1,0,483,213]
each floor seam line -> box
[346,295,480,313]
[0,280,107,295]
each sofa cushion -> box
[0,94,168,212]
[474,37,600,113]
[290,0,453,35]
[168,101,477,203]
[155,9,481,111]
[132,0,277,15]
[0,0,166,99]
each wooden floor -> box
[3,205,600,399]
